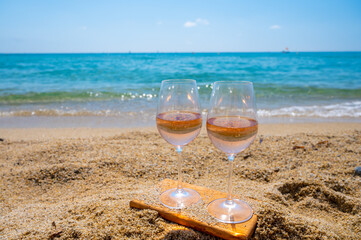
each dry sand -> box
[0,123,360,239]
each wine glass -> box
[156,79,202,209]
[206,81,258,223]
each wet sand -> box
[0,123,360,239]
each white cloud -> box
[184,18,209,28]
[184,21,197,28]
[81,26,87,31]
[270,25,281,30]
[157,21,163,25]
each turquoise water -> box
[0,52,360,126]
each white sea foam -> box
[0,109,121,117]
[1,101,360,119]
[258,101,361,118]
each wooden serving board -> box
[130,179,257,240]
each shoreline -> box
[0,122,360,141]
[0,115,360,129]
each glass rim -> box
[213,81,253,85]
[161,79,196,84]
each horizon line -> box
[1,50,361,54]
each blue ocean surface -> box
[0,52,360,127]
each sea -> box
[0,52,360,128]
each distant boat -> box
[282,47,290,53]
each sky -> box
[0,0,360,53]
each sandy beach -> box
[0,123,360,239]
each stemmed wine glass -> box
[156,79,202,209]
[206,81,258,223]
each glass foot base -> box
[159,188,201,209]
[207,198,253,223]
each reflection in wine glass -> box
[206,81,258,223]
[156,79,202,209]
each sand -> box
[0,123,360,239]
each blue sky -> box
[0,0,360,53]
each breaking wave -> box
[1,101,360,119]
[258,101,361,118]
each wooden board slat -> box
[130,179,257,240]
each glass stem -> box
[176,146,183,190]
[226,155,235,203]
